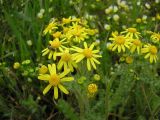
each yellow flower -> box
[65,23,88,43]
[42,38,67,60]
[88,83,98,94]
[39,65,48,74]
[43,19,58,35]
[125,56,133,64]
[13,62,20,69]
[156,13,160,20]
[136,18,142,23]
[52,31,62,38]
[57,49,77,72]
[121,27,141,39]
[141,44,158,63]
[130,39,142,54]
[151,32,160,43]
[38,64,74,99]
[62,17,72,24]
[93,74,100,81]
[109,33,131,53]
[72,42,102,71]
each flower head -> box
[43,19,58,35]
[141,44,158,63]
[151,32,160,43]
[38,64,74,99]
[109,32,131,53]
[13,62,20,69]
[57,49,77,72]
[88,83,98,94]
[42,38,67,60]
[39,65,48,74]
[130,39,142,54]
[72,42,102,71]
[121,27,141,39]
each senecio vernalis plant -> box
[108,28,159,63]
[38,17,101,99]
[38,17,160,100]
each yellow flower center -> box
[50,40,61,48]
[133,39,141,46]
[150,46,157,54]
[61,53,71,62]
[53,32,61,38]
[115,36,125,45]
[49,74,60,86]
[125,56,133,64]
[39,65,48,74]
[88,83,98,94]
[83,48,92,58]
[128,28,137,33]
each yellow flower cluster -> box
[108,27,159,63]
[38,17,102,99]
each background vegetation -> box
[0,0,160,119]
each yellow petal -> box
[59,69,70,78]
[54,86,58,99]
[118,45,121,53]
[89,43,94,50]
[48,64,56,75]
[43,84,52,95]
[38,74,50,80]
[57,60,64,70]
[58,84,69,94]
[61,77,74,82]
[92,57,100,64]
[150,55,154,63]
[48,52,52,59]
[75,55,85,63]
[84,42,88,48]
[144,53,150,59]
[90,59,96,69]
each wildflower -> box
[38,64,74,99]
[37,12,43,19]
[156,13,160,20]
[52,31,62,38]
[93,74,100,81]
[104,24,111,31]
[145,3,151,9]
[39,65,48,74]
[136,18,142,23]
[22,60,31,64]
[141,44,158,63]
[40,9,45,14]
[77,76,86,84]
[151,32,160,43]
[125,56,133,64]
[105,6,113,14]
[57,49,77,72]
[62,17,72,24]
[121,27,141,39]
[42,38,67,60]
[130,39,142,54]
[13,62,20,69]
[27,40,32,46]
[43,19,58,35]
[109,32,131,53]
[113,14,120,22]
[88,83,98,94]
[72,42,102,71]
[66,23,88,43]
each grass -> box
[0,0,160,120]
